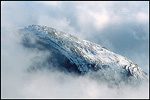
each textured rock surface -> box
[19,25,148,86]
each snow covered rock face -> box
[20,25,148,86]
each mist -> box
[1,1,149,99]
[1,29,149,98]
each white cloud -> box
[136,12,149,24]
[37,15,77,36]
[76,4,110,31]
[93,12,109,30]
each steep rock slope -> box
[20,25,148,85]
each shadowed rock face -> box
[19,25,148,86]
[21,33,81,74]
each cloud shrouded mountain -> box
[1,1,149,98]
[20,25,148,87]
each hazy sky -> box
[1,1,149,98]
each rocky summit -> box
[19,25,148,86]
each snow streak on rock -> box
[20,25,148,86]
